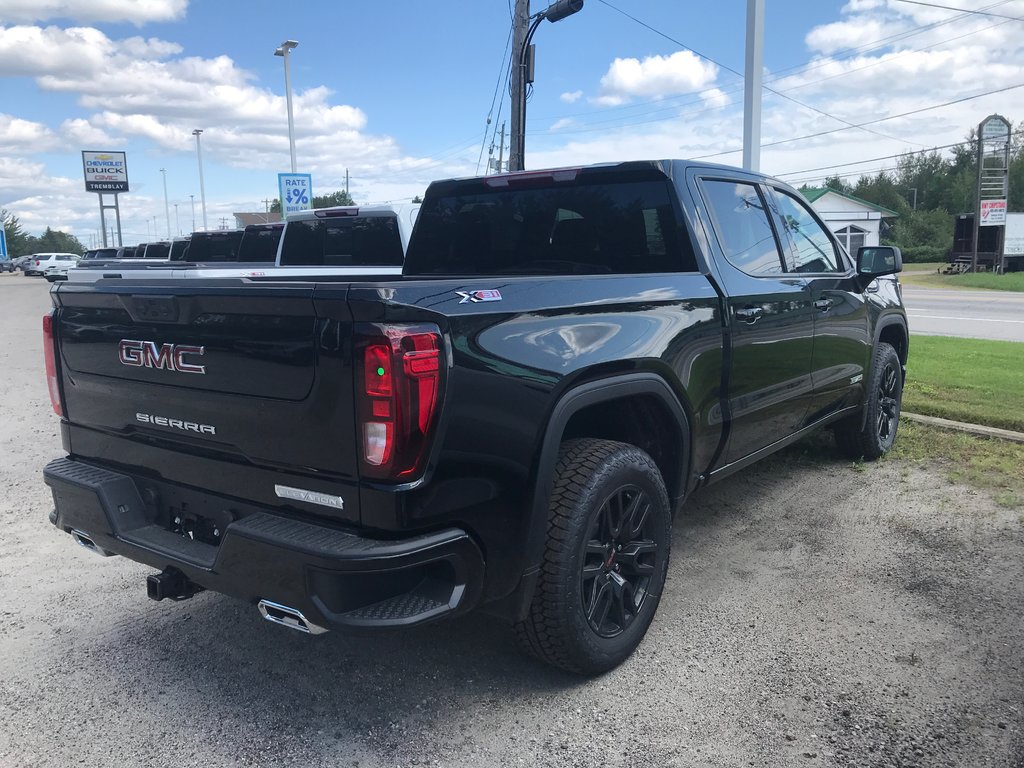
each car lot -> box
[0,274,1021,768]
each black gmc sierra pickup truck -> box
[43,160,908,674]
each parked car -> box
[0,255,14,273]
[40,253,82,281]
[24,253,79,277]
[43,160,907,674]
[12,255,33,272]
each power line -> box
[894,0,1024,21]
[477,24,514,174]
[690,81,1024,160]
[593,0,925,146]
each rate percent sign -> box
[278,172,313,216]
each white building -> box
[802,188,899,254]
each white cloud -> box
[549,118,576,131]
[700,88,730,109]
[596,51,719,105]
[0,0,187,25]
[560,90,583,103]
[59,118,120,147]
[806,18,894,55]
[0,114,57,153]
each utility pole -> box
[509,0,530,172]
[742,0,765,172]
[496,121,507,173]
[345,168,350,196]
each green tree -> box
[25,227,85,255]
[269,189,355,213]
[1,208,29,256]
[411,195,423,204]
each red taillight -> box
[42,312,62,416]
[358,325,443,480]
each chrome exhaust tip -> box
[70,529,114,557]
[257,599,328,635]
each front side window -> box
[700,180,784,276]
[770,189,842,273]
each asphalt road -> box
[1,272,1023,768]
[902,285,1024,342]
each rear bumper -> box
[44,457,485,630]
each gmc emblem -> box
[118,339,206,374]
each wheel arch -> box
[523,373,692,576]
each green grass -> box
[890,421,1024,509]
[900,270,1024,292]
[904,336,1024,432]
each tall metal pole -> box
[497,121,507,173]
[189,194,196,233]
[160,168,171,238]
[193,129,208,231]
[275,41,299,173]
[509,0,530,172]
[174,203,180,236]
[98,196,108,247]
[742,0,765,172]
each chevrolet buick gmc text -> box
[42,161,907,673]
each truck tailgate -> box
[53,281,360,516]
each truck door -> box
[766,187,871,423]
[697,178,815,464]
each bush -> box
[897,244,949,263]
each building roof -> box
[801,187,900,217]
[233,211,282,226]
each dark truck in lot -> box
[43,160,908,673]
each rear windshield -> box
[143,242,170,259]
[278,216,404,267]
[182,231,243,262]
[404,178,695,275]
[238,227,283,263]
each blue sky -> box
[2,0,1023,243]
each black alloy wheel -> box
[834,341,902,460]
[877,360,900,444]
[581,485,658,639]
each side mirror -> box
[856,245,902,278]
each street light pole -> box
[174,203,180,236]
[192,129,208,231]
[742,0,765,172]
[274,40,299,173]
[189,194,196,233]
[160,168,171,238]
[508,0,583,172]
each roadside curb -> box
[903,412,1024,444]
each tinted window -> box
[770,189,842,273]
[700,180,784,277]
[143,242,170,259]
[186,231,243,262]
[169,240,189,260]
[405,179,694,275]
[279,216,404,267]
[237,226,283,263]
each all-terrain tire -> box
[513,439,672,675]
[834,342,903,460]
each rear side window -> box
[405,178,695,275]
[169,240,188,261]
[278,216,404,267]
[699,180,784,277]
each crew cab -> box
[42,161,907,674]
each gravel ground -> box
[1,272,1022,767]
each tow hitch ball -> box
[146,567,204,602]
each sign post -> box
[82,151,129,247]
[277,173,313,217]
[971,115,1010,273]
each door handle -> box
[735,306,764,323]
[814,298,835,312]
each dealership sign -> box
[82,151,129,193]
[278,173,313,216]
[980,199,1007,227]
